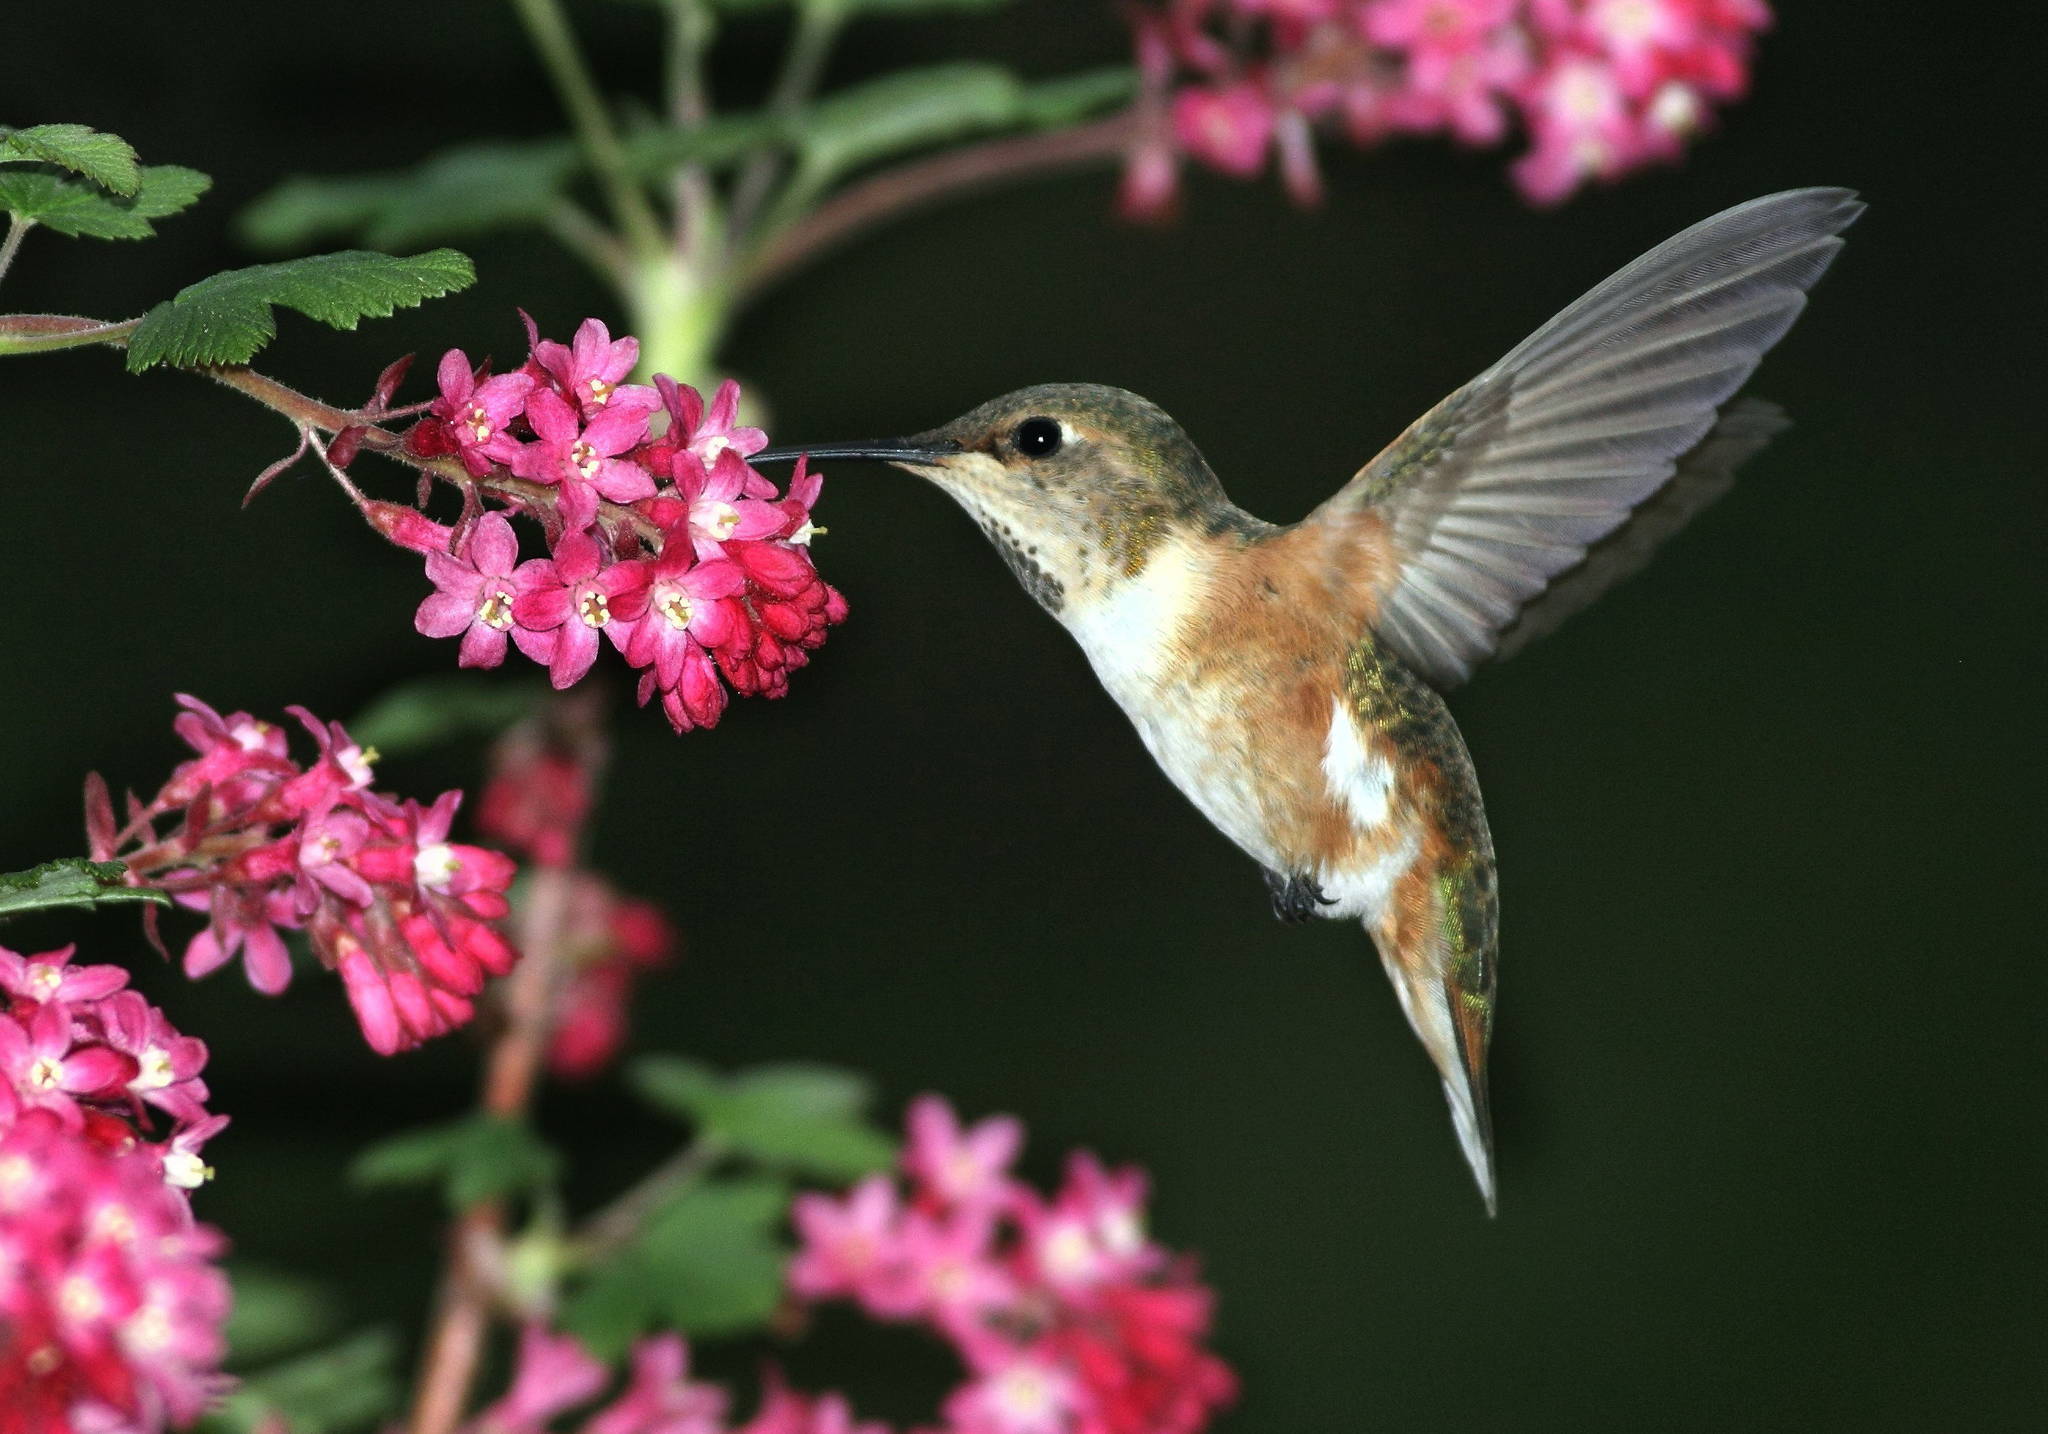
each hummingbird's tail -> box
[1372,857,1500,1215]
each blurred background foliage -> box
[2,1,2040,1429]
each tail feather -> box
[1379,950,1499,1215]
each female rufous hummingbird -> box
[754,189,1861,1213]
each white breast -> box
[1060,539,1282,869]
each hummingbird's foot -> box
[1265,869,1336,924]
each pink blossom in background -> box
[543,874,677,1081]
[788,1097,1237,1434]
[85,697,522,1056]
[1122,0,1772,210]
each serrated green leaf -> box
[222,1266,342,1367]
[124,249,474,373]
[202,1329,401,1434]
[0,123,141,194]
[797,63,1024,181]
[630,1058,896,1181]
[0,164,209,239]
[562,1176,790,1355]
[351,1114,557,1211]
[0,858,169,922]
[348,675,547,756]
[238,140,581,252]
[1018,67,1139,127]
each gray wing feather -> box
[1326,188,1862,689]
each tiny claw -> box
[1264,868,1335,924]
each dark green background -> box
[4,3,2040,1429]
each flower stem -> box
[406,863,575,1434]
[0,313,140,356]
[508,0,666,259]
[663,0,721,262]
[0,215,34,291]
[736,110,1136,301]
[570,1137,722,1265]
[727,0,846,247]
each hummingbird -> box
[754,188,1861,1213]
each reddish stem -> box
[406,863,573,1434]
[737,112,1137,300]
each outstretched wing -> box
[1309,188,1862,690]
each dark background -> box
[4,3,2040,1430]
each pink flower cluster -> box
[468,708,678,1080]
[461,1327,881,1434]
[1123,0,1771,210]
[543,875,675,1082]
[398,318,847,733]
[789,1097,1237,1434]
[87,697,520,1056]
[2,944,229,1432]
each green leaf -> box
[795,63,1024,181]
[1018,67,1139,127]
[238,140,581,252]
[0,164,210,239]
[201,1329,401,1434]
[0,123,141,194]
[630,1057,896,1181]
[0,858,169,922]
[622,112,795,176]
[124,249,475,373]
[222,1266,342,1367]
[348,674,547,756]
[351,1114,558,1211]
[561,1177,790,1356]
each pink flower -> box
[512,387,660,532]
[466,1325,607,1434]
[415,513,549,669]
[179,887,295,995]
[663,377,766,468]
[788,1175,918,1314]
[903,1096,1021,1216]
[673,449,787,556]
[427,350,535,478]
[510,532,651,689]
[0,1003,136,1127]
[943,1356,1081,1434]
[88,992,210,1126]
[0,1115,230,1431]
[581,1333,728,1434]
[0,945,128,1007]
[534,318,654,420]
[1171,81,1274,176]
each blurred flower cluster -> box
[86,697,520,1056]
[447,1096,1232,1434]
[1,944,229,1431]
[791,1097,1237,1434]
[462,1327,881,1434]
[1123,0,1771,210]
[394,318,847,733]
[472,706,678,1081]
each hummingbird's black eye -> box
[1013,417,1063,459]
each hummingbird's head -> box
[755,383,1249,615]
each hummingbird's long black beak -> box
[751,437,960,467]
